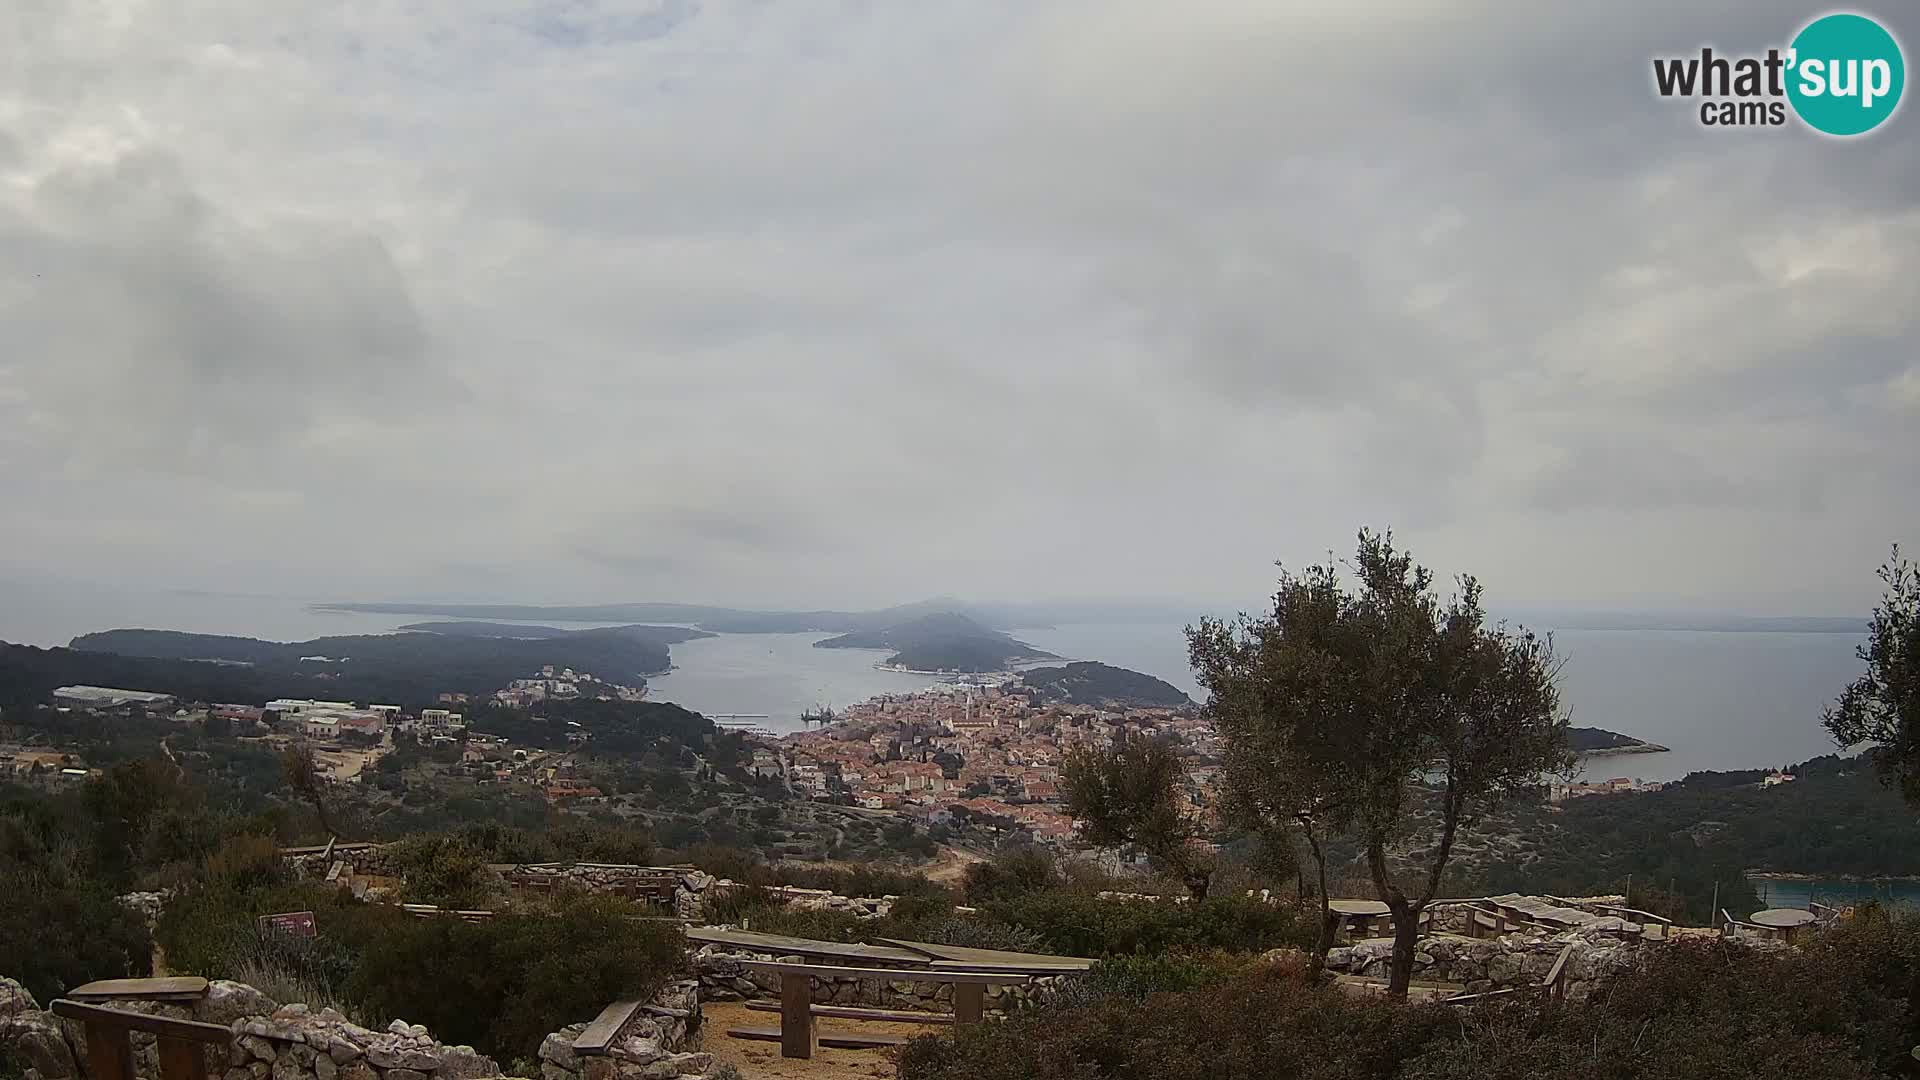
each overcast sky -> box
[2,0,1915,618]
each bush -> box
[963,848,1058,905]
[1061,950,1245,1003]
[154,880,404,992]
[382,834,493,907]
[0,867,153,1003]
[902,927,1918,1080]
[901,965,1448,1080]
[345,894,684,1062]
[978,891,1311,957]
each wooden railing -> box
[49,1000,231,1080]
[1595,904,1675,939]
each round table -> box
[1749,908,1818,940]
[1329,899,1391,939]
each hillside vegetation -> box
[814,612,1057,672]
[1022,661,1193,708]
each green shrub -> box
[1062,950,1245,1002]
[345,894,683,1062]
[978,891,1310,957]
[903,927,1917,1080]
[0,866,153,1003]
[381,834,494,907]
[963,848,1058,905]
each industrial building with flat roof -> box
[52,685,176,709]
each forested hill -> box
[1453,752,1919,921]
[0,624,682,708]
[1021,662,1193,708]
[396,621,712,643]
[813,612,1057,673]
[1567,727,1668,752]
[70,627,675,683]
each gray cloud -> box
[0,0,1915,616]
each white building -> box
[265,699,356,717]
[52,686,175,709]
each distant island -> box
[18,624,695,707]
[316,596,1206,633]
[1568,726,1670,755]
[396,621,713,644]
[1020,661,1193,708]
[319,597,1036,634]
[814,612,1058,674]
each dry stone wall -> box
[1325,928,1638,1001]
[534,981,708,1080]
[0,975,729,1080]
[0,977,500,1080]
[283,844,909,923]
[691,946,1052,1014]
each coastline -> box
[1746,871,1920,883]
[1579,742,1671,757]
[874,662,1006,678]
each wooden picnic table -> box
[729,960,1029,1060]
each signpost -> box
[257,911,317,939]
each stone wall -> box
[0,977,499,1080]
[283,844,910,923]
[534,981,709,1080]
[1325,929,1638,1001]
[691,946,1052,1014]
[1,976,723,1080]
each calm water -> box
[645,632,936,722]
[1752,877,1920,910]
[0,583,1870,781]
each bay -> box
[0,584,1873,783]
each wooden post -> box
[157,1038,207,1080]
[953,982,985,1025]
[779,972,815,1060]
[85,1023,136,1080]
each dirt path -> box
[923,844,985,886]
[698,1001,926,1079]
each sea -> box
[0,582,1868,780]
[3,579,1901,900]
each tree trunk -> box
[1366,839,1417,1000]
[1303,824,1334,979]
[1386,903,1422,998]
[1183,869,1211,902]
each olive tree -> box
[1061,732,1214,900]
[1189,561,1356,977]
[1196,530,1570,997]
[1824,545,1920,805]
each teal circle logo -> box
[1787,13,1905,136]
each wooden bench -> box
[571,1000,645,1056]
[1595,904,1673,940]
[744,1002,955,1024]
[727,961,1030,1059]
[50,1000,231,1080]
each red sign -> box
[258,911,317,939]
